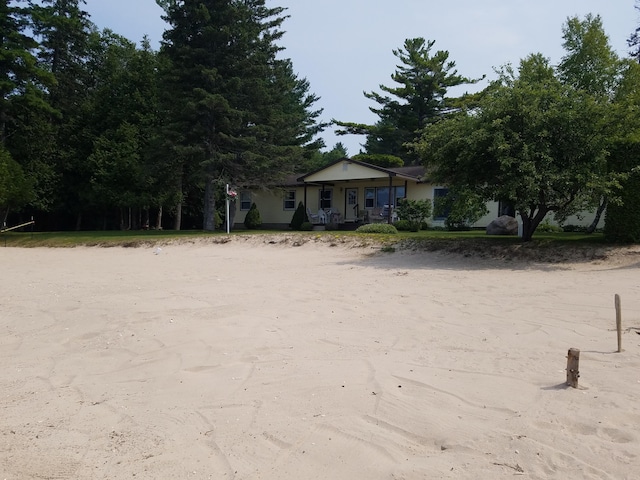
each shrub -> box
[356,223,398,234]
[244,202,262,229]
[300,222,313,231]
[562,224,588,233]
[394,219,412,231]
[214,210,223,230]
[536,219,563,233]
[290,201,308,230]
[445,217,472,231]
[396,198,432,231]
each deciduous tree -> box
[418,54,617,241]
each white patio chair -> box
[306,207,320,223]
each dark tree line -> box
[0,0,325,231]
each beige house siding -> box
[233,189,298,227]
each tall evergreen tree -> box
[334,38,481,164]
[0,0,53,142]
[28,0,97,228]
[159,0,324,230]
[0,0,53,219]
[628,0,640,63]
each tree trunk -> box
[155,206,163,230]
[173,199,182,231]
[173,175,183,231]
[520,207,549,242]
[75,212,82,231]
[586,197,607,234]
[203,176,216,231]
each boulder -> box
[486,215,518,236]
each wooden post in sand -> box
[615,294,622,353]
[566,348,580,388]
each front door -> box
[345,188,358,221]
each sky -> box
[83,1,639,156]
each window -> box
[364,188,375,208]
[365,186,406,209]
[319,189,332,209]
[240,191,252,211]
[498,201,515,217]
[394,186,406,207]
[376,187,391,208]
[283,190,296,210]
[433,188,450,220]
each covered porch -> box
[297,158,425,227]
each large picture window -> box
[364,186,406,209]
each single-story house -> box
[231,158,598,230]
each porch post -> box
[387,175,393,224]
[304,184,308,210]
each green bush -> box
[393,219,412,231]
[562,224,588,233]
[300,222,313,231]
[445,217,472,231]
[290,201,308,230]
[536,219,563,233]
[356,223,398,234]
[214,210,223,230]
[244,202,262,229]
[396,198,431,231]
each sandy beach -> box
[1,237,639,479]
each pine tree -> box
[629,1,640,63]
[159,0,324,230]
[0,0,54,143]
[0,0,53,219]
[28,0,96,228]
[335,38,480,165]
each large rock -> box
[486,215,518,235]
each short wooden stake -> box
[566,348,580,388]
[615,294,622,353]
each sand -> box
[1,237,639,479]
